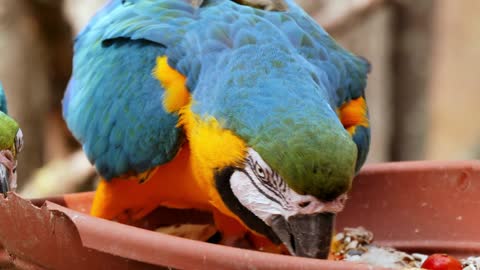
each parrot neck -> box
[178,102,250,221]
[153,55,251,219]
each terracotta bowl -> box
[0,160,478,270]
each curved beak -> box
[0,150,16,197]
[0,163,10,196]
[271,212,335,259]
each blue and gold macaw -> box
[0,83,23,195]
[63,0,370,259]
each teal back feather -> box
[64,0,370,198]
[0,83,8,114]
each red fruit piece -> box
[421,253,463,270]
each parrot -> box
[63,0,370,259]
[0,83,23,195]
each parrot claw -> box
[188,0,203,8]
[234,0,288,11]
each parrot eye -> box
[15,129,23,154]
[253,161,266,180]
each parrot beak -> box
[0,164,10,196]
[0,150,16,197]
[270,212,335,259]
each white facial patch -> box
[230,148,347,226]
[15,129,24,154]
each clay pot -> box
[0,160,478,269]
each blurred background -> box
[0,0,478,197]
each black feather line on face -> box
[214,167,281,244]
[247,156,287,203]
[239,167,283,207]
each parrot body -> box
[63,0,370,258]
[0,83,23,194]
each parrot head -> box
[0,83,23,195]
[215,142,354,258]
[210,109,356,258]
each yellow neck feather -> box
[178,103,247,216]
[153,56,191,112]
[153,56,248,217]
[338,97,369,135]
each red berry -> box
[421,253,463,270]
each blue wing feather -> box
[63,38,183,179]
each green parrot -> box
[0,83,23,195]
[63,0,370,258]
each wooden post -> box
[426,0,480,160]
[390,0,434,161]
